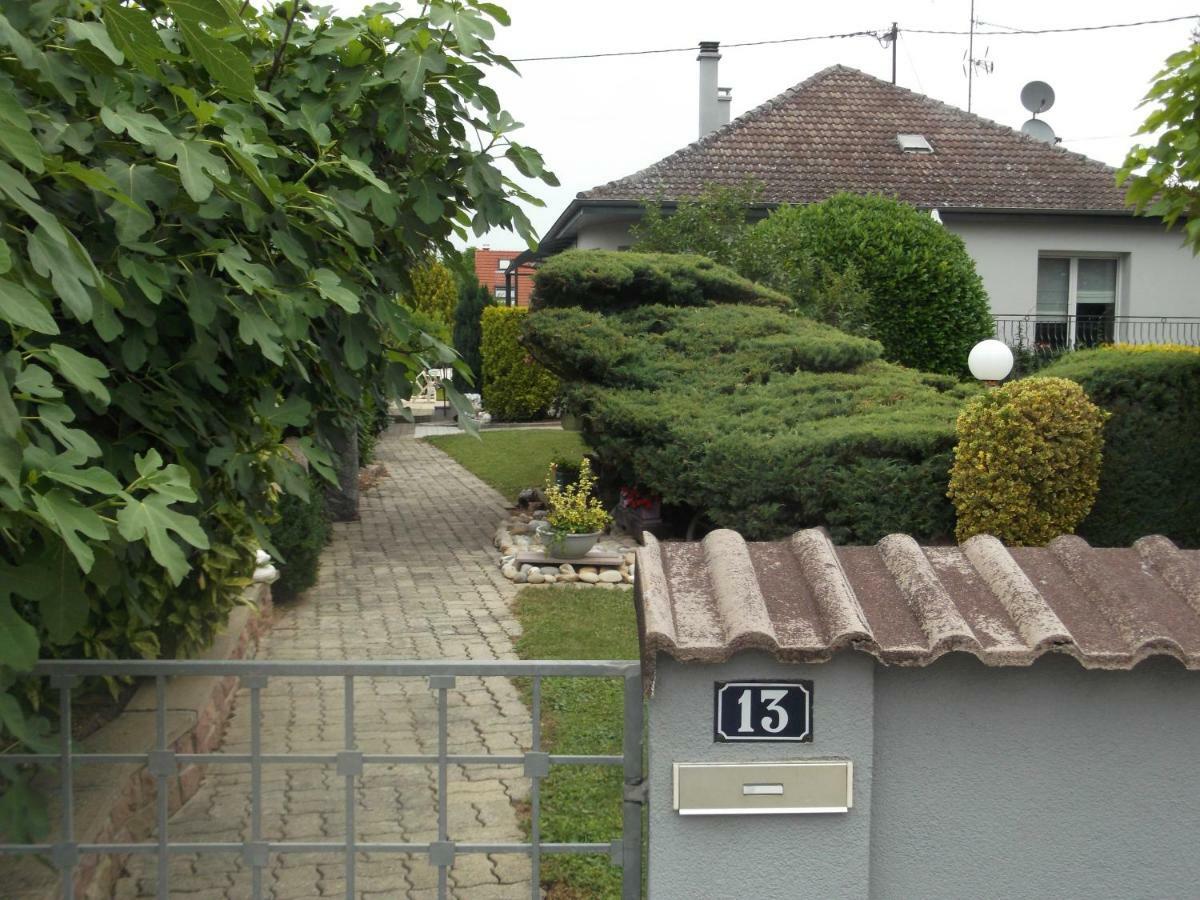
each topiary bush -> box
[531,249,789,313]
[526,252,974,542]
[740,194,994,374]
[948,377,1108,545]
[1041,346,1200,547]
[481,306,560,421]
[270,477,332,601]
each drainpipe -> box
[698,41,721,138]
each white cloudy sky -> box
[332,1,1197,247]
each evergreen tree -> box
[453,282,491,389]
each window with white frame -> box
[497,259,510,270]
[1035,255,1120,348]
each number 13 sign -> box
[714,680,813,742]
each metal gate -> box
[0,659,645,899]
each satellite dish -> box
[1020,81,1056,115]
[1021,118,1057,144]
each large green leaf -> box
[31,488,109,572]
[0,594,38,671]
[5,546,89,645]
[46,343,110,404]
[102,3,167,76]
[27,225,95,321]
[311,268,360,312]
[0,89,44,173]
[117,494,209,584]
[172,139,230,202]
[167,0,255,100]
[64,20,124,64]
[0,277,58,334]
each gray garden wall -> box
[647,650,1200,899]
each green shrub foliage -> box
[948,378,1108,545]
[453,282,491,389]
[630,181,761,268]
[481,307,560,421]
[271,477,332,601]
[531,249,789,313]
[525,252,973,541]
[742,194,994,374]
[1042,348,1200,547]
[0,0,553,837]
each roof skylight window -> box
[897,133,934,153]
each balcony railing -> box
[993,314,1200,358]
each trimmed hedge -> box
[526,252,974,542]
[1042,347,1200,547]
[452,282,490,389]
[531,249,790,313]
[740,194,995,375]
[481,306,560,421]
[270,477,332,601]
[949,378,1108,545]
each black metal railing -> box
[993,314,1200,353]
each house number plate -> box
[713,680,813,742]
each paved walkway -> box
[114,430,532,898]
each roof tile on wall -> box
[635,530,1200,687]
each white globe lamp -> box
[968,339,1014,385]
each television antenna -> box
[1019,80,1058,143]
[964,0,995,111]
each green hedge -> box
[531,249,789,313]
[526,252,973,542]
[740,194,994,375]
[481,306,560,421]
[270,476,332,601]
[1042,347,1200,547]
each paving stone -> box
[112,430,534,899]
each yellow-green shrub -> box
[481,306,560,421]
[1102,342,1200,355]
[948,377,1108,545]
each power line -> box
[905,13,1197,36]
[510,29,885,62]
[508,13,1198,63]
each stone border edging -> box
[6,583,273,900]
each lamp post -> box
[968,339,1014,387]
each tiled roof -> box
[582,66,1129,212]
[636,530,1200,685]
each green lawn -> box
[423,429,587,503]
[513,587,640,900]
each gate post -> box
[622,671,645,899]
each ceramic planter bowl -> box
[539,525,601,559]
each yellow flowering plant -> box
[544,458,612,536]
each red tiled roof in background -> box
[473,248,535,307]
[583,66,1129,212]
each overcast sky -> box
[332,1,1197,248]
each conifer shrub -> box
[481,307,560,421]
[525,252,973,542]
[1042,347,1200,547]
[948,377,1108,545]
[453,282,491,389]
[531,249,789,312]
[270,477,332,601]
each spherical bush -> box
[948,377,1108,545]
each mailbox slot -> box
[673,760,852,815]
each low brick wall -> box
[6,584,273,900]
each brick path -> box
[114,429,533,898]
